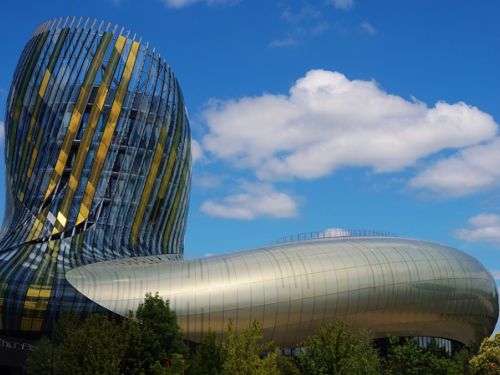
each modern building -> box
[67,234,497,349]
[0,17,498,355]
[0,17,190,335]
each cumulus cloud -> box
[329,0,354,10]
[191,139,204,164]
[200,182,298,219]
[161,0,237,9]
[194,173,224,189]
[202,70,497,181]
[410,139,500,196]
[360,21,376,35]
[455,213,500,245]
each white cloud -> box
[360,21,376,35]
[312,21,329,36]
[161,0,237,9]
[0,121,4,144]
[194,173,224,189]
[281,5,321,23]
[202,70,497,181]
[269,36,299,48]
[456,213,500,245]
[329,0,354,10]
[411,139,500,196]
[200,182,298,219]
[191,139,204,164]
[271,5,328,48]
[162,0,197,7]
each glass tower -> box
[0,17,191,334]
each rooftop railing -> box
[276,228,397,244]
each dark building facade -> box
[0,17,191,335]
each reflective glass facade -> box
[0,17,191,334]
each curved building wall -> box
[66,237,499,348]
[0,17,191,334]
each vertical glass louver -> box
[0,17,192,334]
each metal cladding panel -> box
[66,237,499,348]
[0,18,191,334]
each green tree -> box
[470,333,500,374]
[167,353,188,375]
[297,321,380,375]
[385,337,431,375]
[187,330,225,375]
[385,337,471,375]
[135,293,188,373]
[276,355,301,375]
[27,314,126,375]
[25,337,56,375]
[455,348,473,375]
[428,345,472,375]
[223,320,280,375]
[26,294,188,375]
[26,313,82,375]
[119,313,145,375]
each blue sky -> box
[0,1,499,319]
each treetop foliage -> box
[26,295,499,375]
[469,333,500,375]
[297,321,380,375]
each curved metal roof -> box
[67,236,498,347]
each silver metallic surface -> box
[66,237,498,347]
